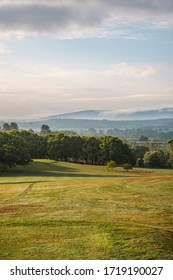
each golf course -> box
[0,159,173,260]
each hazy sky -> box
[0,0,173,119]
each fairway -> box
[0,160,173,260]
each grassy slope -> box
[0,160,173,260]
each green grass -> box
[0,159,173,259]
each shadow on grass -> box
[0,160,138,181]
[0,173,134,185]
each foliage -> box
[136,158,144,167]
[168,139,173,167]
[131,144,149,164]
[123,163,133,171]
[2,122,19,131]
[99,136,132,164]
[139,135,149,141]
[0,128,173,172]
[10,122,19,130]
[82,136,100,164]
[19,130,47,159]
[143,150,169,168]
[106,160,117,170]
[0,131,31,172]
[40,124,51,135]
[2,123,10,131]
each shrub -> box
[123,163,133,171]
[106,160,117,170]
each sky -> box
[0,0,173,120]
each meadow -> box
[0,159,173,260]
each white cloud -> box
[0,44,10,53]
[104,63,156,78]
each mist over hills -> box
[1,108,173,134]
[41,110,106,120]
[41,108,173,121]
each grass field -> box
[0,159,173,260]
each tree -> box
[136,158,144,167]
[106,160,117,170]
[131,144,149,164]
[10,122,19,130]
[99,136,132,165]
[70,136,84,162]
[168,139,173,167]
[47,134,71,161]
[40,124,51,135]
[139,135,149,141]
[0,131,31,172]
[143,150,168,168]
[3,123,10,131]
[82,136,100,164]
[20,130,47,159]
[123,163,133,171]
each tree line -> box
[0,129,173,172]
[2,121,173,141]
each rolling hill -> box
[41,108,173,121]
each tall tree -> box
[10,122,19,130]
[143,150,168,168]
[82,136,100,164]
[99,136,132,165]
[3,123,10,131]
[40,124,51,135]
[0,131,31,172]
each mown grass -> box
[0,160,173,260]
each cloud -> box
[104,63,156,78]
[0,44,10,53]
[0,1,172,38]
[0,61,173,119]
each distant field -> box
[0,160,173,260]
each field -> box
[0,159,173,260]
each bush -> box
[123,163,133,171]
[106,160,117,170]
[143,150,168,168]
[136,158,144,167]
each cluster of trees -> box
[0,129,173,172]
[131,142,172,168]
[106,160,133,171]
[1,122,19,131]
[2,122,173,141]
[0,130,132,171]
[106,127,173,141]
[0,130,31,172]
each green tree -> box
[106,160,117,170]
[168,139,173,167]
[100,136,132,165]
[136,157,144,167]
[139,135,149,141]
[143,150,168,168]
[47,134,71,161]
[3,123,10,131]
[10,122,19,130]
[0,131,31,172]
[123,163,133,171]
[131,144,149,164]
[82,136,100,164]
[40,124,51,135]
[70,136,84,162]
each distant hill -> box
[41,108,173,121]
[18,118,173,132]
[41,110,108,120]
[116,108,173,120]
